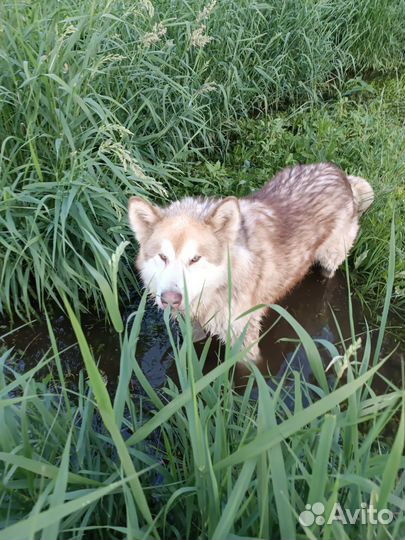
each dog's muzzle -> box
[161,290,183,309]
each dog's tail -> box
[348,175,374,214]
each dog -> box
[128,163,374,361]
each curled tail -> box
[348,175,374,214]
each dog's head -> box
[128,196,240,312]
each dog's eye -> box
[189,255,201,265]
[159,253,168,263]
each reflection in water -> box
[1,269,403,396]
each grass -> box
[1,0,404,538]
[0,225,404,539]
[0,0,404,319]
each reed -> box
[0,221,403,539]
[1,0,403,318]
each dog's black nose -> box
[161,291,183,308]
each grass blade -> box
[62,294,156,534]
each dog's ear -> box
[128,197,162,242]
[207,197,240,242]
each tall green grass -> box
[1,2,403,537]
[1,0,404,318]
[0,220,404,539]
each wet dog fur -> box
[128,162,374,361]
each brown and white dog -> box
[128,163,373,360]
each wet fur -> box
[128,162,374,361]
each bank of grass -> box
[1,0,404,319]
[1,230,404,539]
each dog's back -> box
[243,162,373,280]
[251,162,372,216]
[251,163,354,217]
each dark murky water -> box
[1,269,403,395]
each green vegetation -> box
[0,0,404,538]
[0,0,404,318]
[1,230,404,539]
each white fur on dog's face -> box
[128,196,240,312]
[139,237,227,310]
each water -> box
[1,269,403,395]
